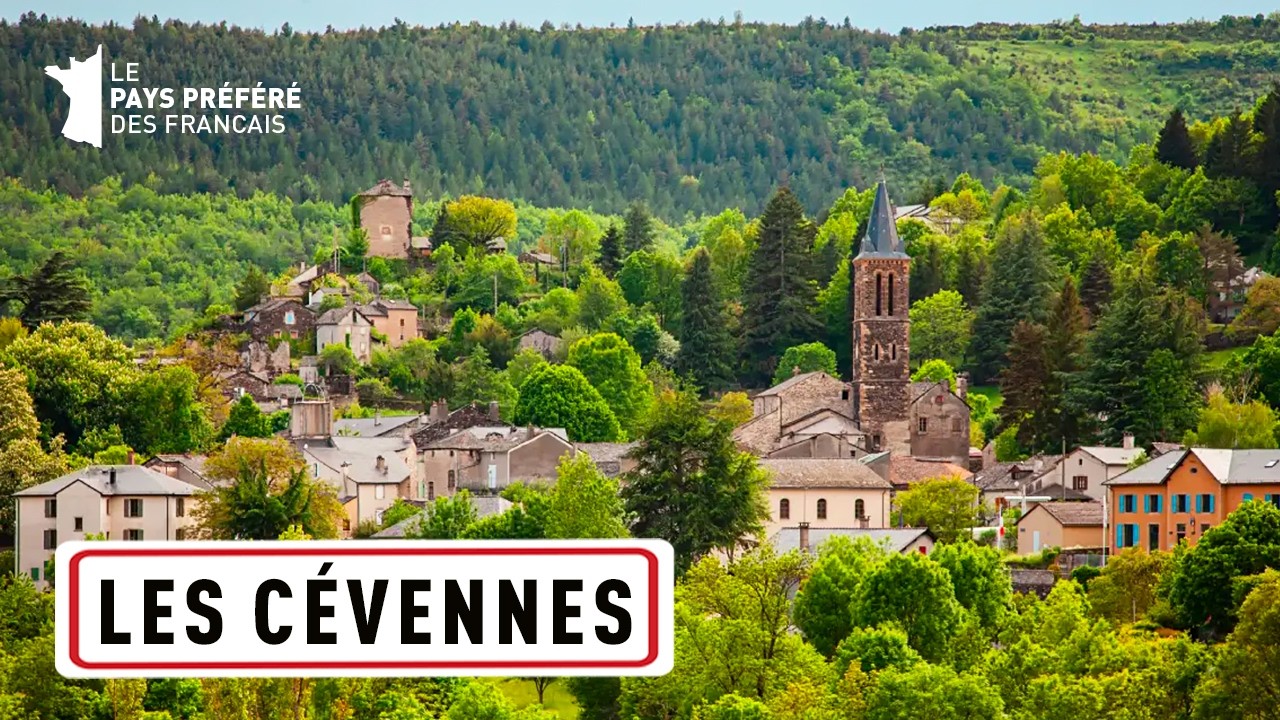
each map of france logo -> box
[45,44,103,148]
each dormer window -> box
[285,311,295,325]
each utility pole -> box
[1061,436,1067,501]
[492,270,498,313]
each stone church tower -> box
[851,179,912,450]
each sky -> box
[3,0,1277,33]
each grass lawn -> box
[497,678,580,718]
[1204,347,1242,370]
[969,385,1004,410]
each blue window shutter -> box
[1195,495,1201,513]
[1155,495,1162,512]
[1245,493,1253,502]
[1116,524,1123,548]
[1143,495,1150,513]
[1209,495,1216,513]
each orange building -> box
[1103,448,1280,553]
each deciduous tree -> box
[513,364,622,442]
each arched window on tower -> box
[875,273,883,316]
[891,343,897,361]
[779,498,790,520]
[888,273,895,316]
[874,344,880,361]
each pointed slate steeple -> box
[855,178,909,259]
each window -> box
[428,481,435,500]
[1175,523,1187,544]
[43,529,57,550]
[874,344,880,361]
[285,311,295,325]
[124,499,144,518]
[400,318,405,326]
[1072,476,1088,491]
[1148,524,1160,551]
[1144,494,1163,513]
[951,418,962,433]
[380,224,392,238]
[1201,524,1212,534]
[1120,494,1137,513]
[447,469,456,489]
[175,528,186,541]
[887,274,895,315]
[890,344,897,360]
[175,498,185,517]
[871,434,881,451]
[375,511,384,525]
[1173,494,1190,513]
[375,485,386,500]
[1244,493,1254,502]
[291,330,298,339]
[124,529,144,541]
[343,519,351,532]
[875,273,883,316]
[841,389,850,401]
[1116,524,1138,548]
[855,499,866,519]
[1195,494,1216,513]
[918,418,928,433]
[74,517,83,532]
[44,499,56,518]
[779,499,790,520]
[817,499,827,520]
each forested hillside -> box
[5,13,1280,217]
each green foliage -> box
[909,290,974,369]
[567,333,653,437]
[834,625,923,675]
[220,394,273,440]
[233,265,271,312]
[852,552,962,663]
[677,248,736,393]
[793,535,888,657]
[320,343,359,375]
[770,342,837,386]
[404,491,480,540]
[931,542,1011,630]
[618,250,683,328]
[0,251,92,329]
[197,461,341,540]
[1183,390,1279,449]
[545,452,628,540]
[623,388,769,574]
[967,211,1054,383]
[379,499,422,530]
[910,358,956,390]
[895,476,982,544]
[514,364,621,442]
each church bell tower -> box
[851,178,912,450]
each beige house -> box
[302,435,419,532]
[760,458,893,537]
[14,465,200,588]
[1016,501,1104,555]
[316,305,373,363]
[143,454,212,490]
[1026,437,1144,503]
[418,426,574,496]
[359,298,420,348]
[358,179,414,259]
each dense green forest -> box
[6,14,1280,217]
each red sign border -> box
[68,545,660,671]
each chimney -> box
[429,399,448,424]
[792,365,801,377]
[798,522,811,553]
[375,455,386,474]
[1122,432,1134,450]
[374,409,382,427]
[956,372,968,400]
[126,450,135,466]
[403,178,412,193]
[488,401,500,421]
[108,468,117,485]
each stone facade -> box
[358,180,413,259]
[242,298,315,344]
[851,255,912,450]
[908,381,971,466]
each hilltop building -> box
[356,179,413,259]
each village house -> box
[241,297,315,344]
[772,525,935,555]
[883,454,972,491]
[575,442,638,478]
[1208,265,1264,324]
[908,379,971,468]
[316,305,374,362]
[1023,435,1144,503]
[1015,501,1105,555]
[760,458,894,537]
[14,465,200,588]
[517,329,564,360]
[357,179,414,259]
[358,298,420,347]
[1104,448,1280,553]
[417,424,573,497]
[970,454,1064,520]
[735,372,866,459]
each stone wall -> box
[851,256,912,445]
[360,196,412,259]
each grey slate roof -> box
[304,437,414,484]
[771,527,933,554]
[753,371,835,397]
[333,414,423,438]
[1022,501,1104,527]
[15,465,199,497]
[1079,446,1145,467]
[855,179,910,259]
[1107,448,1280,486]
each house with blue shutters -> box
[1103,448,1280,553]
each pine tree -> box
[597,224,624,278]
[622,203,655,255]
[742,187,823,384]
[966,212,1054,383]
[1252,84,1280,222]
[1155,109,1199,170]
[233,265,271,312]
[998,321,1053,450]
[677,248,735,393]
[0,252,92,329]
[1204,112,1255,179]
[1079,252,1113,321]
[1044,276,1092,448]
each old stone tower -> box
[851,179,912,450]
